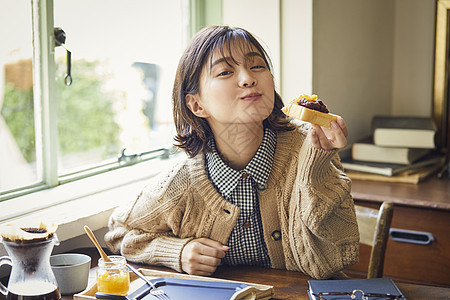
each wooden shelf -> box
[351,177,450,210]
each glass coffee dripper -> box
[0,234,61,300]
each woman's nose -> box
[239,70,256,87]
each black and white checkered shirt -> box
[205,127,277,268]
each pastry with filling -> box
[281,94,339,129]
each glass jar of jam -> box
[96,255,130,295]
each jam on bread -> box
[281,94,339,129]
[295,94,330,113]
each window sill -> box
[0,154,185,251]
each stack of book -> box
[340,116,445,184]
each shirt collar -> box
[206,128,277,198]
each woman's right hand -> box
[311,117,348,150]
[181,238,229,276]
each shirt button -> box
[271,230,282,241]
[257,183,266,191]
[241,173,249,179]
[243,221,251,229]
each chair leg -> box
[367,202,394,278]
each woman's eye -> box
[218,70,232,76]
[251,65,265,70]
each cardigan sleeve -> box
[287,130,359,279]
[104,166,194,272]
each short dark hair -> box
[172,25,294,158]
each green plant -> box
[1,59,120,163]
[55,59,120,158]
[1,83,35,162]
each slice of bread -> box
[281,101,339,129]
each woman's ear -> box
[186,94,209,118]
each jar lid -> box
[98,255,127,267]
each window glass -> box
[53,0,187,175]
[0,1,39,192]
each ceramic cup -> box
[50,253,91,295]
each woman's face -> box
[186,40,275,130]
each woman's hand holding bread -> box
[282,94,348,150]
[311,118,348,150]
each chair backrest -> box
[355,202,394,278]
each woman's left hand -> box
[311,117,348,151]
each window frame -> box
[34,0,58,189]
[0,0,211,202]
[0,0,221,222]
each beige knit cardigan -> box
[105,123,359,279]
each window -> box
[0,1,38,194]
[0,1,192,201]
[53,0,190,176]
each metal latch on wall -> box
[54,27,72,86]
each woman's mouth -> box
[241,93,262,101]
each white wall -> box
[313,0,435,143]
[391,0,436,116]
[281,0,313,100]
[313,0,395,143]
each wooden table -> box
[214,266,450,299]
[56,248,450,300]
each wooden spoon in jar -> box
[83,225,112,262]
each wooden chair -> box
[355,201,394,278]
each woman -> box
[105,25,359,279]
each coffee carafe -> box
[0,223,61,300]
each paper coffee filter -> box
[0,221,58,242]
